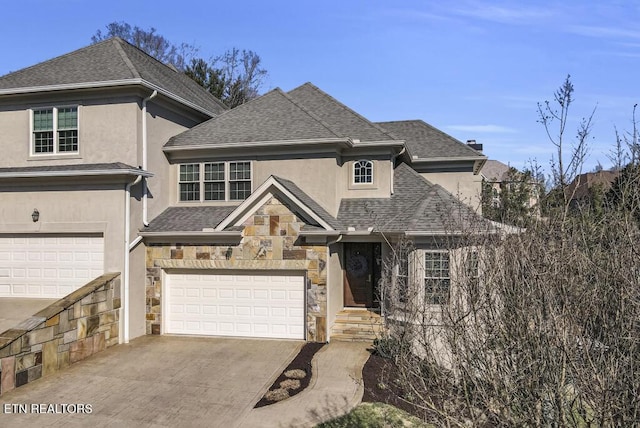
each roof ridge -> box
[296,83,397,140]
[111,38,140,79]
[279,85,342,138]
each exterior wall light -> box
[32,209,39,223]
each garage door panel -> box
[167,273,305,339]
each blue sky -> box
[2,1,639,175]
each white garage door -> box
[0,235,104,298]
[166,272,305,340]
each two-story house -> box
[0,38,487,344]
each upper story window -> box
[424,251,450,305]
[353,160,373,184]
[32,106,78,155]
[179,161,252,202]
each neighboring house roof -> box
[566,170,620,201]
[376,120,484,160]
[481,159,512,181]
[0,162,152,179]
[0,38,226,117]
[144,206,237,233]
[338,163,486,234]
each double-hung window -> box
[32,106,78,155]
[424,251,450,305]
[229,161,252,200]
[179,161,252,202]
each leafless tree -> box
[375,79,640,427]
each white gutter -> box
[0,78,222,117]
[163,137,351,152]
[142,90,158,227]
[138,230,242,238]
[410,155,487,162]
[123,174,144,344]
[0,168,153,179]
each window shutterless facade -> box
[32,106,78,155]
[424,251,450,304]
[179,161,252,202]
[353,160,373,184]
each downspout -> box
[390,147,406,195]
[142,90,158,226]
[123,174,143,344]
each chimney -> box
[466,139,483,152]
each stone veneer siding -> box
[0,273,121,396]
[146,197,328,341]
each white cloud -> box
[449,2,553,25]
[447,124,518,133]
[568,25,640,40]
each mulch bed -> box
[361,351,430,421]
[254,342,325,408]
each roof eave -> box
[0,78,219,118]
[411,155,487,174]
[163,137,352,152]
[139,230,242,238]
[0,168,153,179]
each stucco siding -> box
[421,171,483,213]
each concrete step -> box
[330,333,377,342]
[331,309,386,341]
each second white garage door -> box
[166,272,305,339]
[0,235,104,298]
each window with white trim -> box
[424,251,450,304]
[353,160,373,184]
[229,161,252,200]
[179,161,252,202]
[32,106,78,155]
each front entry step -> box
[331,309,385,342]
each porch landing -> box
[330,309,385,342]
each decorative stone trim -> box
[0,273,121,396]
[146,197,328,341]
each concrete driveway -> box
[0,335,301,427]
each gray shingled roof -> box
[272,176,343,230]
[0,38,226,116]
[166,88,340,147]
[144,176,343,233]
[481,159,512,181]
[287,83,396,142]
[144,206,236,232]
[165,82,400,148]
[338,163,486,233]
[376,120,483,160]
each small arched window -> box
[353,160,373,184]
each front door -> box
[344,243,377,307]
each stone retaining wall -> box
[0,273,121,396]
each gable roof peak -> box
[0,37,226,116]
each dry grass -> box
[284,369,306,379]
[264,388,290,402]
[280,378,301,390]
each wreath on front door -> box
[347,254,368,277]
